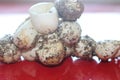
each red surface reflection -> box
[0,57,120,80]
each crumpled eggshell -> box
[29,2,59,34]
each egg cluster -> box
[0,0,120,65]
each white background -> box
[0,12,120,42]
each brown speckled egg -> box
[95,40,120,61]
[13,18,38,49]
[55,0,84,21]
[0,35,21,63]
[58,21,82,46]
[37,41,65,66]
[74,35,96,60]
[64,45,75,57]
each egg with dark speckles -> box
[55,0,84,21]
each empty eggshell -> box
[29,2,59,34]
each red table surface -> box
[0,57,120,80]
